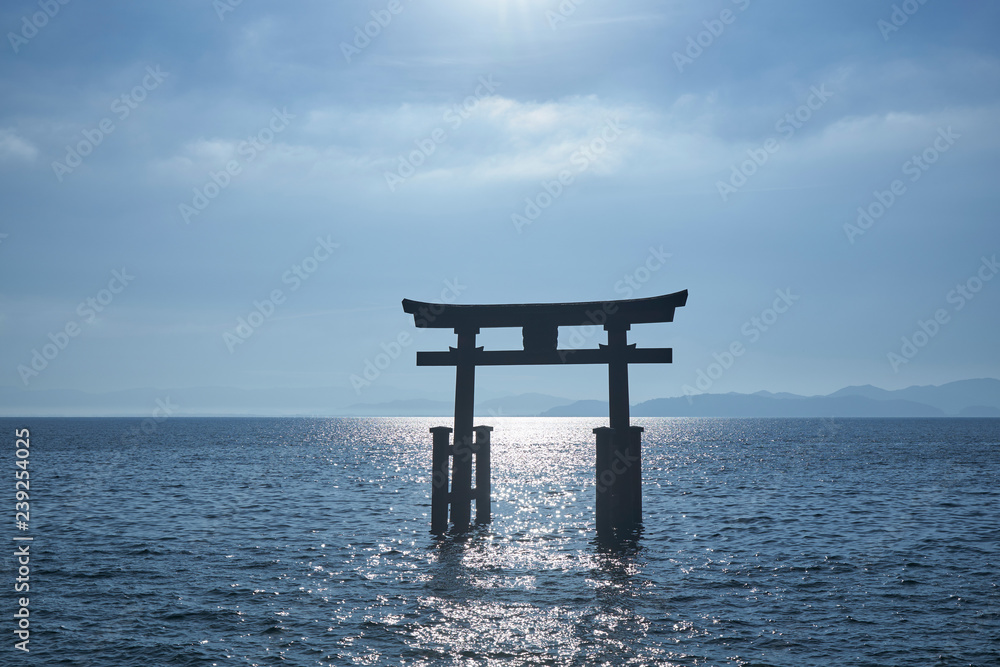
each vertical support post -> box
[594,426,615,537]
[627,426,643,525]
[430,426,452,535]
[451,327,479,532]
[604,324,633,535]
[474,425,493,524]
[605,325,631,433]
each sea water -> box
[5,417,998,666]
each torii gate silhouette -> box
[402,290,688,539]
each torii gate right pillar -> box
[606,324,630,434]
[599,323,642,538]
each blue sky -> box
[1,0,998,410]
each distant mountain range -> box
[541,378,1000,418]
[2,379,999,417]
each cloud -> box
[147,94,643,191]
[0,129,38,161]
[339,94,641,186]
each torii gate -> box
[402,290,688,539]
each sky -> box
[1,0,999,412]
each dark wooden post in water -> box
[474,425,493,524]
[594,424,644,539]
[429,423,491,535]
[593,426,615,535]
[430,426,452,535]
[403,290,687,536]
[627,426,643,524]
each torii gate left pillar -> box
[451,327,478,530]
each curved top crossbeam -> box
[401,290,688,330]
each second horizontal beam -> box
[416,347,672,367]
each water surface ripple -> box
[9,417,998,666]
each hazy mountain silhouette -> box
[828,378,1000,414]
[634,395,943,417]
[3,379,998,417]
[543,395,941,417]
[542,379,1000,417]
